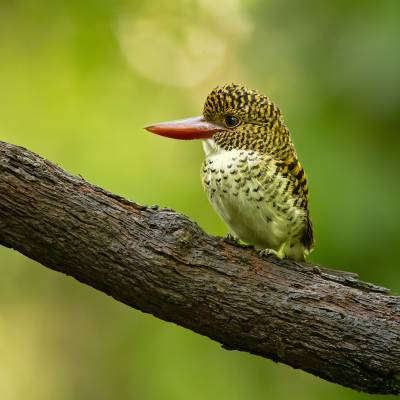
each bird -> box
[145,83,314,261]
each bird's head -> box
[145,83,294,158]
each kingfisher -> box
[145,83,313,261]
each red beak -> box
[144,116,223,140]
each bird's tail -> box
[301,215,314,253]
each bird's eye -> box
[224,115,240,128]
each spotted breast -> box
[202,139,310,261]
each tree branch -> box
[0,140,399,394]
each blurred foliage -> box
[1,0,399,399]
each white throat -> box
[202,139,221,157]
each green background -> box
[1,1,399,399]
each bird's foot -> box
[224,233,240,245]
[223,234,253,248]
[258,248,284,260]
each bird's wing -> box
[278,156,314,250]
[279,157,309,209]
[248,154,309,208]
[244,153,314,251]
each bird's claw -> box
[224,233,240,244]
[258,248,283,260]
[223,234,253,248]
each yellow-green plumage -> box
[201,83,313,261]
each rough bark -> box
[0,140,399,394]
